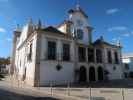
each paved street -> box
[0,80,60,100]
[1,77,133,100]
[0,89,59,100]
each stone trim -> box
[34,33,41,87]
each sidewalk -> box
[2,76,86,100]
[4,76,131,100]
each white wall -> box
[105,64,123,80]
[39,33,75,85]
[40,61,74,85]
[15,33,37,86]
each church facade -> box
[11,5,123,86]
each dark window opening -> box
[77,29,83,40]
[88,48,94,63]
[28,43,32,61]
[79,66,87,82]
[97,67,104,81]
[63,43,70,61]
[48,41,56,60]
[107,50,112,64]
[89,67,96,82]
[124,72,128,78]
[125,63,129,70]
[96,49,102,63]
[114,52,119,64]
[78,47,86,62]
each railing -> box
[44,52,71,62]
[7,72,133,100]
[9,77,132,100]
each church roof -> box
[41,26,72,38]
[93,38,119,48]
[42,26,65,35]
[68,6,88,18]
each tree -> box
[0,57,10,65]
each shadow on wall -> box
[0,89,60,100]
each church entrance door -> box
[89,67,96,82]
[79,66,87,82]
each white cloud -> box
[0,27,6,33]
[106,8,119,15]
[112,37,122,41]
[112,37,122,45]
[108,26,127,32]
[123,31,133,37]
[123,33,130,37]
[112,37,122,42]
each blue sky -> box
[0,0,133,57]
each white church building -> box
[11,5,123,86]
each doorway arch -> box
[89,67,96,82]
[97,67,104,81]
[79,66,87,82]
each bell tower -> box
[68,1,93,45]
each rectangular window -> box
[96,49,102,63]
[67,26,71,33]
[28,43,32,61]
[88,48,94,62]
[107,50,112,64]
[63,43,70,61]
[76,29,83,40]
[48,41,56,60]
[125,63,129,70]
[114,52,119,64]
[78,47,86,62]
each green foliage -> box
[0,57,10,65]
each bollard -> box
[67,82,70,96]
[122,88,125,100]
[20,81,23,88]
[17,80,19,87]
[50,81,53,96]
[37,81,40,90]
[10,76,13,87]
[89,87,92,100]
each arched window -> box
[89,67,96,82]
[79,66,87,82]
